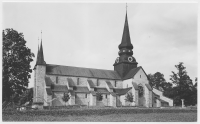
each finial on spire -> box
[41,30,42,41]
[126,3,128,12]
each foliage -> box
[125,92,134,103]
[62,92,70,106]
[168,62,197,106]
[148,72,172,92]
[3,29,34,102]
[18,88,33,106]
[96,92,103,101]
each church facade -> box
[33,11,173,108]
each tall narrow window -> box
[140,75,141,78]
[106,94,107,99]
[115,81,117,87]
[85,94,87,98]
[77,78,79,85]
[56,76,58,84]
[97,79,99,86]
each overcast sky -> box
[3,2,198,88]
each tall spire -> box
[114,4,138,78]
[36,31,46,65]
[118,6,133,49]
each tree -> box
[125,92,134,103]
[148,72,172,91]
[169,62,195,106]
[62,92,70,106]
[3,29,34,102]
[18,88,33,106]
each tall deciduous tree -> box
[148,72,172,92]
[2,29,34,102]
[169,62,195,106]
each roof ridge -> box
[46,64,117,72]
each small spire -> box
[36,31,46,65]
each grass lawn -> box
[3,112,197,122]
[3,107,197,122]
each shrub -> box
[125,92,134,103]
[62,92,70,106]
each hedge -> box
[3,108,197,117]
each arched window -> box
[138,85,144,97]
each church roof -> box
[87,79,96,88]
[95,87,110,94]
[52,85,68,92]
[113,87,132,96]
[46,64,121,80]
[73,86,90,93]
[132,82,139,90]
[67,78,76,87]
[145,84,152,91]
[106,81,114,89]
[153,92,160,98]
[68,90,75,95]
[45,77,53,86]
[46,88,52,95]
[123,67,141,80]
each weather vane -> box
[41,30,42,40]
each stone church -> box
[33,10,173,107]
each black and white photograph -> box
[2,0,198,122]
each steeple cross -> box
[126,3,128,11]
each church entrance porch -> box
[138,85,145,107]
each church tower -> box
[113,10,138,78]
[33,36,46,103]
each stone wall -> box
[52,92,65,106]
[35,65,46,103]
[75,93,90,106]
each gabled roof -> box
[123,66,149,80]
[87,79,95,88]
[67,78,76,87]
[106,81,114,89]
[123,67,141,80]
[158,98,168,103]
[45,77,53,86]
[46,64,121,80]
[152,92,160,98]
[113,87,132,96]
[145,84,152,91]
[95,88,109,94]
[73,86,90,93]
[52,85,68,92]
[132,82,139,90]
[46,88,52,95]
